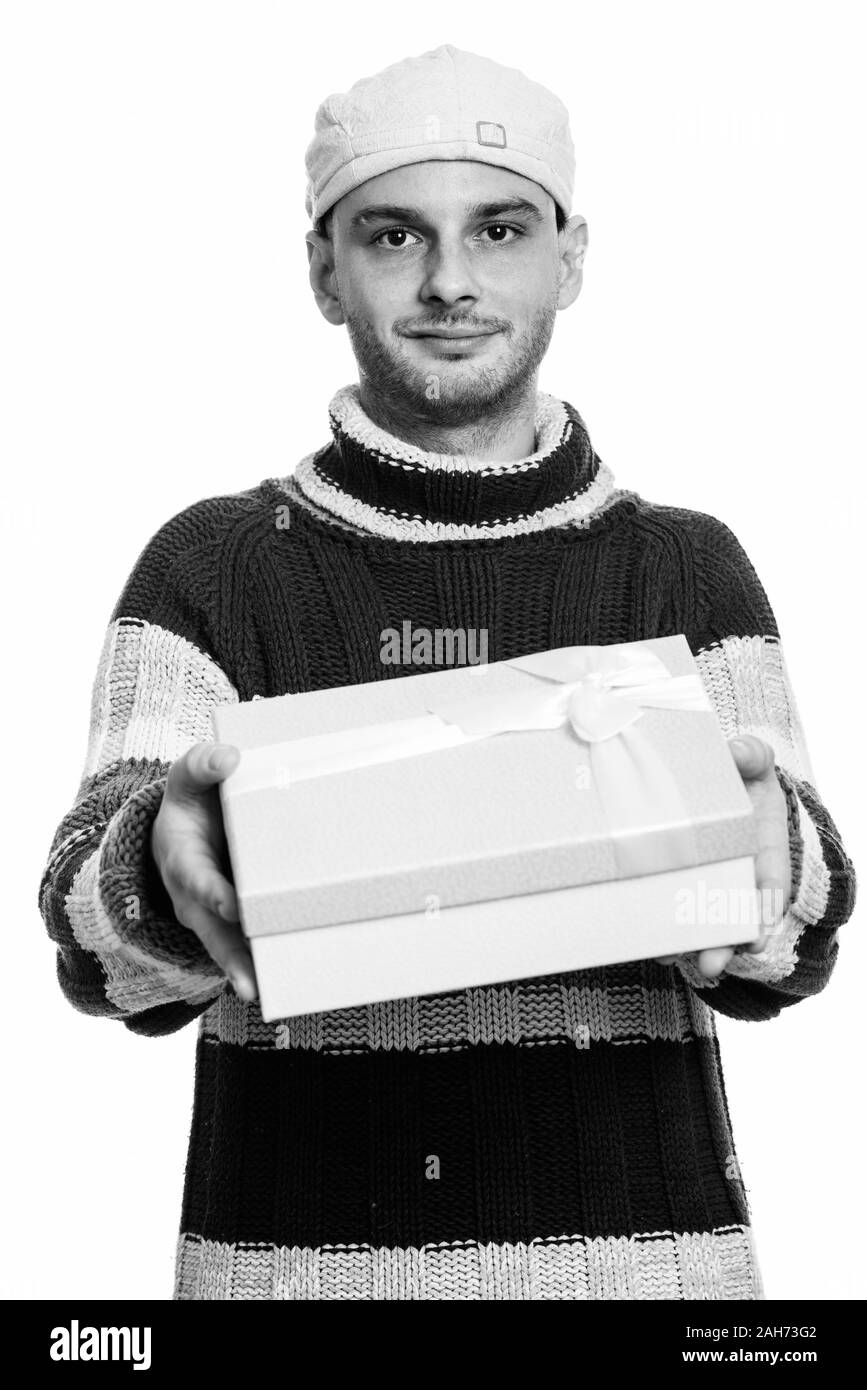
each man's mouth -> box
[404,327,501,340]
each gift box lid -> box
[213,635,758,938]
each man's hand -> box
[656,734,793,979]
[149,741,257,1002]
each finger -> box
[754,840,789,889]
[695,945,735,978]
[750,785,792,915]
[756,877,789,928]
[168,741,241,801]
[728,735,775,782]
[742,931,768,955]
[162,841,239,924]
[175,896,257,1001]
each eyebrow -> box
[347,197,547,231]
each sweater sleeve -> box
[672,511,857,1021]
[37,501,242,1038]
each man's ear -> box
[306,228,345,326]
[557,214,589,311]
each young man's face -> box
[307,160,587,424]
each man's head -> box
[303,45,587,426]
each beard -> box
[340,294,559,438]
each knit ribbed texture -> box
[37,385,856,1299]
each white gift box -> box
[213,635,761,1021]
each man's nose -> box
[419,237,482,305]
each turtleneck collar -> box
[292,382,619,543]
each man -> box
[38,44,855,1301]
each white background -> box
[2,0,864,1300]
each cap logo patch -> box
[476,121,507,148]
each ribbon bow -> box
[425,645,710,743]
[421,644,713,878]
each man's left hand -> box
[656,734,793,979]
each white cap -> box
[305,43,575,224]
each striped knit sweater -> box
[38,384,856,1301]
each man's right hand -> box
[149,741,257,1002]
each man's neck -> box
[356,377,539,463]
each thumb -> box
[728,734,775,781]
[168,741,240,801]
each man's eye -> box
[372,227,421,249]
[481,224,520,243]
